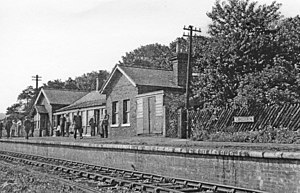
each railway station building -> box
[53,91,106,136]
[100,53,187,138]
[32,88,88,136]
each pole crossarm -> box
[32,74,42,91]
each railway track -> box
[0,160,99,193]
[0,150,268,193]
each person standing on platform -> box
[60,115,66,137]
[30,118,34,137]
[73,111,83,139]
[97,119,103,137]
[24,116,31,140]
[89,117,95,136]
[5,118,12,138]
[0,120,3,138]
[17,119,22,137]
[102,113,109,138]
[10,119,17,137]
[65,114,71,137]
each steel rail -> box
[0,160,100,193]
[0,150,269,193]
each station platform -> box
[1,136,300,192]
[2,135,300,152]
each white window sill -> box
[110,124,119,128]
[121,123,130,127]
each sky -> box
[0,0,299,113]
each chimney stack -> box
[96,77,99,91]
[170,53,188,87]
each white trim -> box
[42,89,51,105]
[121,123,130,127]
[122,99,130,125]
[136,90,164,98]
[34,88,51,106]
[100,65,136,94]
[54,105,105,115]
[110,124,119,128]
[53,106,105,116]
[100,66,118,94]
[117,66,136,87]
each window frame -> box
[122,99,130,126]
[111,101,119,126]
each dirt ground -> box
[0,161,85,193]
[0,160,139,193]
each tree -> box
[192,0,300,108]
[17,86,35,105]
[6,103,22,115]
[119,43,173,69]
[43,79,66,90]
[64,78,79,90]
[233,16,300,107]
[74,70,109,91]
[43,70,109,92]
[15,86,38,116]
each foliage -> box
[234,60,300,107]
[192,125,300,144]
[74,70,109,91]
[43,70,109,92]
[6,103,23,116]
[192,0,300,109]
[6,70,109,118]
[166,93,186,112]
[6,86,38,119]
[17,86,35,102]
[118,43,173,69]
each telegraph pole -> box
[183,25,201,138]
[32,75,42,92]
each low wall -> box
[0,139,299,193]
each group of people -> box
[57,113,71,137]
[89,113,109,138]
[0,116,34,140]
[56,111,109,139]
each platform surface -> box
[2,135,300,152]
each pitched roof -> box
[35,88,88,106]
[120,66,180,88]
[56,91,106,112]
[101,65,183,93]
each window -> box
[112,101,119,125]
[123,99,130,124]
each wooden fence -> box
[189,103,300,132]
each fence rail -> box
[166,104,300,138]
[189,104,300,132]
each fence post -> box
[178,108,187,139]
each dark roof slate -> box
[119,65,182,88]
[43,89,88,105]
[56,91,106,112]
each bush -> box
[192,125,300,144]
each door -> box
[40,114,49,136]
[143,96,156,134]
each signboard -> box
[234,116,254,123]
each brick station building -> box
[100,53,188,138]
